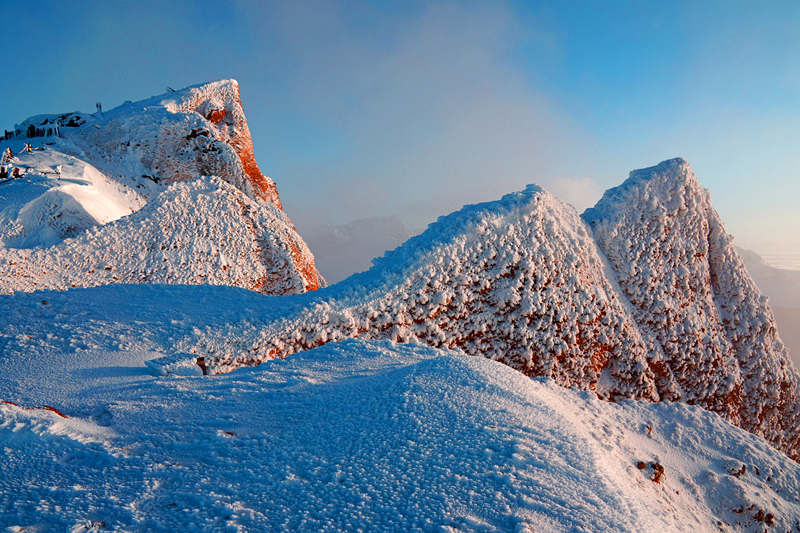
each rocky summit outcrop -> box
[583,158,800,460]
[185,159,799,460]
[0,80,323,294]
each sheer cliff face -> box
[583,158,800,459]
[159,80,283,208]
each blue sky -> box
[3,1,798,255]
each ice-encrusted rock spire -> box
[584,158,800,459]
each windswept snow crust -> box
[1,337,799,532]
[0,79,323,294]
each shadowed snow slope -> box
[0,79,322,294]
[583,158,800,461]
[0,337,798,532]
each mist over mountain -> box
[299,216,415,284]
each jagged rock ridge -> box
[192,185,666,402]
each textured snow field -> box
[1,287,799,532]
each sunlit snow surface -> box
[0,149,142,248]
[0,288,799,532]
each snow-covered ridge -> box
[188,185,664,404]
[0,80,323,294]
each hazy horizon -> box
[2,1,798,266]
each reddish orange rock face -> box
[206,108,226,124]
[173,81,322,292]
[228,85,283,209]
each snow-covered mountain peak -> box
[583,158,800,461]
[371,183,549,278]
[9,79,280,207]
[144,79,283,207]
[158,78,241,113]
[0,80,323,294]
[627,156,692,181]
[583,157,701,226]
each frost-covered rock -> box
[0,80,323,294]
[0,177,318,295]
[584,158,800,460]
[191,186,664,402]
[13,80,280,206]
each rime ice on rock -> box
[0,80,323,294]
[583,158,800,460]
[0,178,317,296]
[193,185,663,402]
